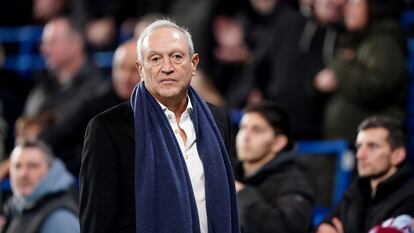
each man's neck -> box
[56,55,85,84]
[243,153,276,177]
[369,167,397,197]
[158,94,188,119]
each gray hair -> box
[136,19,194,64]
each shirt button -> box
[174,129,179,134]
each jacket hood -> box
[11,159,74,213]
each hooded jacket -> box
[2,159,79,233]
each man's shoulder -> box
[41,209,79,233]
[91,102,132,125]
[206,103,228,121]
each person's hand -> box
[339,48,355,61]
[314,68,338,93]
[235,181,245,193]
[316,218,344,233]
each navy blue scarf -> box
[130,82,239,233]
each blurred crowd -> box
[0,0,413,232]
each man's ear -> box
[270,135,288,155]
[136,60,144,81]
[191,53,199,76]
[391,147,406,166]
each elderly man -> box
[317,116,414,233]
[1,140,79,233]
[80,19,240,233]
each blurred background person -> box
[0,140,79,233]
[314,0,408,142]
[21,17,104,174]
[235,102,314,233]
[39,39,140,175]
[316,116,414,233]
[24,17,103,121]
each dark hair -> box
[368,0,404,22]
[243,101,293,150]
[14,139,55,167]
[357,116,406,150]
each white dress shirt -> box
[158,99,208,233]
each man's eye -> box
[171,54,183,62]
[150,57,161,64]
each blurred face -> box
[236,112,277,163]
[40,19,81,71]
[33,0,66,21]
[344,0,368,31]
[249,0,278,15]
[10,147,49,198]
[314,0,347,25]
[355,128,397,180]
[112,42,140,100]
[137,27,199,103]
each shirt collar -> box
[157,96,193,115]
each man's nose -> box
[161,58,174,74]
[356,147,367,160]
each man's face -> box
[137,27,199,102]
[112,42,140,100]
[40,20,79,71]
[355,128,396,179]
[236,112,277,163]
[249,0,277,15]
[314,0,346,25]
[10,147,49,197]
[344,0,368,31]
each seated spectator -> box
[39,39,140,175]
[314,0,407,142]
[0,140,79,233]
[21,17,103,174]
[316,116,414,233]
[235,102,314,233]
[24,16,103,122]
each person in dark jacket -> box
[39,39,140,175]
[316,116,414,233]
[1,140,79,233]
[314,0,407,142]
[80,19,239,233]
[235,102,315,233]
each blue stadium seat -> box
[297,139,354,226]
